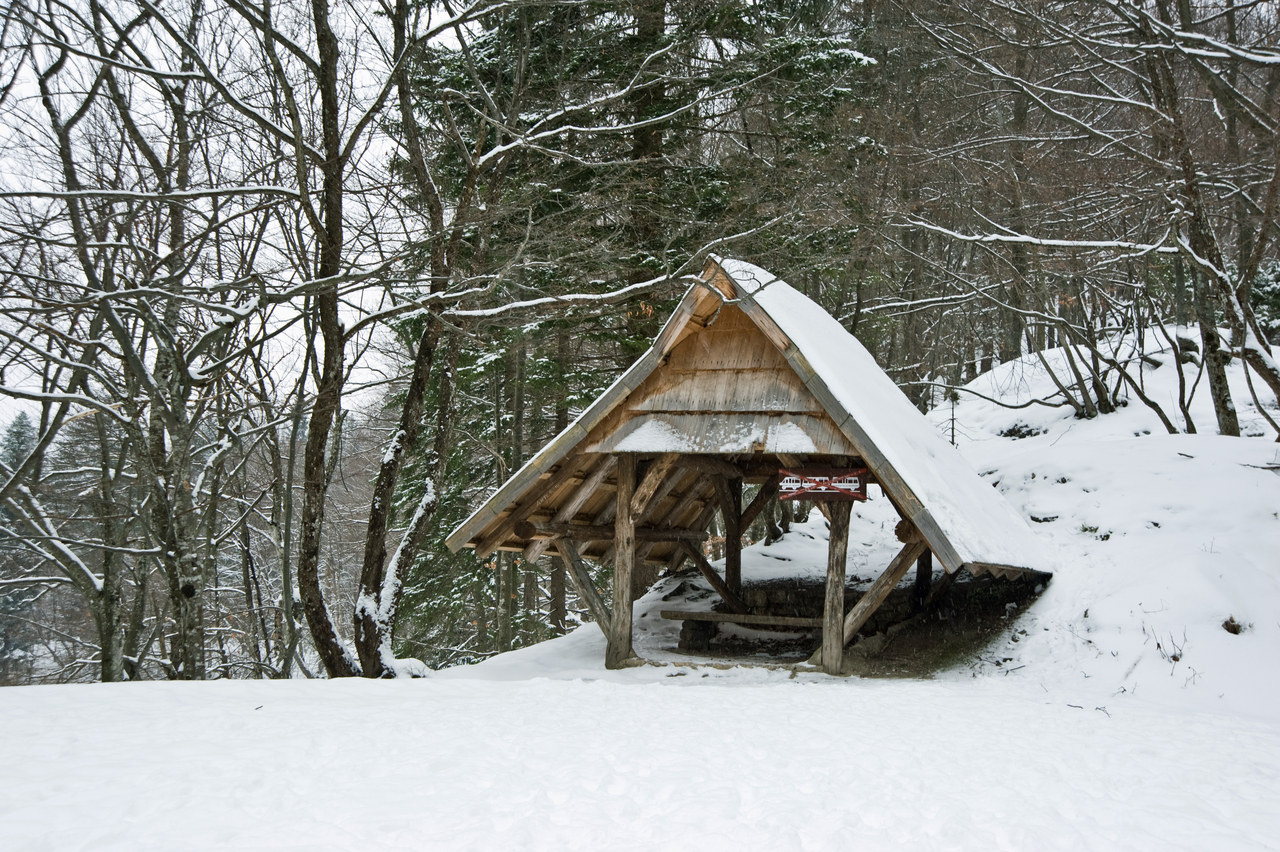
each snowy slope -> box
[3,335,1280,850]
[928,336,1280,719]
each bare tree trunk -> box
[353,314,441,677]
[1194,269,1241,436]
[295,0,360,679]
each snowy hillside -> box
[935,335,1280,718]
[2,336,1279,850]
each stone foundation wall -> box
[733,579,913,637]
[730,572,1042,637]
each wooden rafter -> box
[630,453,679,518]
[475,454,585,557]
[513,522,708,543]
[521,455,619,562]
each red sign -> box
[778,468,868,502]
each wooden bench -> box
[659,610,823,629]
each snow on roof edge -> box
[714,257,1055,575]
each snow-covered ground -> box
[3,335,1279,850]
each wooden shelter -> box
[446,258,1052,674]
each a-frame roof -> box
[446,258,1053,579]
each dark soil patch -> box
[674,570,1048,677]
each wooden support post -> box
[822,501,853,676]
[714,476,743,595]
[555,540,612,638]
[842,538,929,645]
[912,549,933,614]
[607,454,637,668]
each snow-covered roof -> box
[716,258,1053,576]
[447,258,1053,578]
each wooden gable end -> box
[583,305,857,455]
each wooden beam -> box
[911,549,933,613]
[514,521,709,543]
[555,540,612,638]
[630,453,679,518]
[635,460,685,525]
[676,455,745,480]
[597,465,699,567]
[522,455,618,562]
[659,610,821,628]
[678,542,748,614]
[822,501,853,676]
[474,454,584,558]
[635,469,704,561]
[664,497,720,574]
[842,538,930,645]
[739,474,780,530]
[607,455,637,668]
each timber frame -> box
[447,258,1052,673]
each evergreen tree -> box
[1,411,36,474]
[384,0,877,665]
[0,411,39,682]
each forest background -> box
[1,0,1279,683]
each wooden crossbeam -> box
[513,521,709,543]
[842,538,930,645]
[676,455,744,480]
[659,610,821,628]
[555,540,611,638]
[522,455,618,563]
[678,542,748,614]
